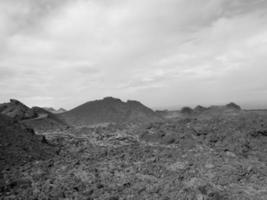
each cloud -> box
[0,0,267,109]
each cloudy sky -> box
[0,0,267,110]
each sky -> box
[0,0,267,110]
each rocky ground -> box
[1,110,267,200]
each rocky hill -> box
[0,99,69,132]
[61,97,161,126]
[0,99,37,120]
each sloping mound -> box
[61,97,161,126]
[0,114,56,171]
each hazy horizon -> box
[1,0,267,110]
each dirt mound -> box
[61,97,161,126]
[0,99,37,120]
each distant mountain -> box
[0,99,69,132]
[194,105,208,113]
[0,114,56,171]
[225,102,241,110]
[205,103,242,113]
[60,97,162,126]
[43,107,67,114]
[156,102,242,119]
[58,108,67,113]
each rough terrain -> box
[1,104,267,200]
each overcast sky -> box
[0,0,267,110]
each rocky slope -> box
[0,99,69,132]
[61,97,161,126]
[0,114,57,191]
[0,99,37,120]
